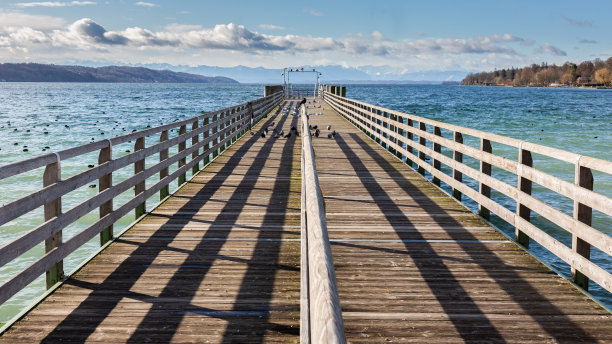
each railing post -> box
[159,130,169,200]
[479,139,492,220]
[432,126,442,186]
[572,160,593,290]
[394,114,403,159]
[99,141,113,245]
[219,111,227,153]
[452,132,463,200]
[134,136,146,218]
[516,144,532,248]
[202,116,210,166]
[178,124,187,185]
[418,122,427,176]
[406,119,414,167]
[44,156,63,289]
[231,109,237,143]
[248,103,253,130]
[191,120,199,175]
[212,114,219,159]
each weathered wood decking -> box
[1,99,610,343]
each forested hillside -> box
[462,57,612,87]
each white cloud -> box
[134,1,157,7]
[304,8,324,17]
[1,18,555,71]
[563,16,593,27]
[0,10,66,31]
[15,1,95,7]
[258,24,285,30]
[539,43,567,56]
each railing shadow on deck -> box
[332,131,597,342]
[40,104,299,343]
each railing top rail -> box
[300,104,346,343]
[324,91,612,175]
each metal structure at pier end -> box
[0,84,610,343]
[283,67,322,98]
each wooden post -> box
[406,119,414,167]
[178,124,187,185]
[219,111,226,153]
[572,161,593,290]
[159,130,169,200]
[479,139,492,220]
[202,117,210,166]
[134,137,146,218]
[231,109,236,144]
[452,132,463,200]
[394,115,403,159]
[418,122,427,175]
[191,120,199,175]
[432,126,442,186]
[516,145,532,248]
[44,156,63,289]
[99,141,113,245]
[248,102,253,130]
[212,114,219,159]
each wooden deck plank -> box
[307,98,612,343]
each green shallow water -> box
[0,83,610,323]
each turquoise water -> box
[0,83,610,323]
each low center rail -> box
[300,104,346,343]
[0,91,283,310]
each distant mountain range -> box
[0,63,238,83]
[124,63,468,84]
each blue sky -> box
[0,0,610,76]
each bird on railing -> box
[314,129,320,137]
[327,133,332,139]
[280,130,284,137]
[332,130,337,138]
[260,132,266,138]
[327,125,331,130]
[284,132,291,138]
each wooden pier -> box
[0,90,611,343]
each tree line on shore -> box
[461,57,612,87]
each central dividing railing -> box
[300,104,346,343]
[324,89,612,295]
[0,91,283,307]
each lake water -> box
[0,83,610,323]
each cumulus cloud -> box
[1,18,538,68]
[15,1,95,7]
[563,16,593,27]
[258,24,285,30]
[539,43,566,56]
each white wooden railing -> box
[0,91,283,306]
[324,89,612,294]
